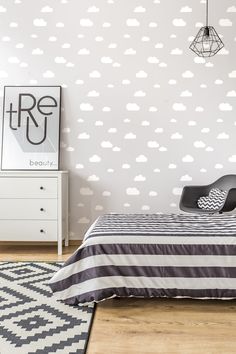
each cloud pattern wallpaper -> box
[0,0,235,238]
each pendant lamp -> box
[189,0,224,57]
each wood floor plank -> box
[0,244,78,261]
[87,298,236,354]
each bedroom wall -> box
[0,0,236,239]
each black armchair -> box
[179,175,236,213]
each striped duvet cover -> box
[49,213,236,304]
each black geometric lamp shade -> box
[189,0,224,57]
[189,26,224,57]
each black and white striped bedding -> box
[49,213,236,305]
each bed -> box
[48,213,236,305]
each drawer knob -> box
[40,186,44,190]
[40,229,44,233]
[40,208,44,212]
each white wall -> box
[0,0,236,239]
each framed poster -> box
[1,86,61,170]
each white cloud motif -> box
[101,57,113,63]
[122,164,130,169]
[0,6,6,12]
[180,6,192,12]
[182,155,194,162]
[182,70,194,78]
[134,91,146,97]
[194,57,205,64]
[217,132,229,139]
[102,107,111,112]
[172,188,183,196]
[229,155,236,163]
[219,103,232,111]
[80,19,93,27]
[126,19,140,27]
[149,22,158,28]
[218,48,229,55]
[219,19,232,26]
[87,90,99,97]
[147,141,159,148]
[78,48,90,55]
[108,43,117,49]
[126,188,140,195]
[102,22,111,28]
[55,57,66,63]
[124,48,136,55]
[78,217,90,224]
[228,71,236,78]
[80,103,93,111]
[80,187,93,195]
[195,106,204,112]
[124,133,136,139]
[180,90,192,97]
[201,128,210,133]
[41,6,53,12]
[180,175,192,181]
[32,48,43,55]
[149,106,157,112]
[227,90,236,97]
[171,132,183,139]
[89,70,101,78]
[89,155,101,163]
[227,6,236,12]
[155,43,164,48]
[171,48,183,55]
[101,141,113,148]
[87,6,99,13]
[194,141,205,148]
[8,57,20,63]
[78,133,90,139]
[103,191,111,196]
[155,128,164,133]
[134,6,146,13]
[87,175,100,181]
[134,175,146,181]
[56,22,64,27]
[172,18,186,26]
[43,70,55,78]
[149,191,158,197]
[126,103,140,111]
[136,70,148,78]
[136,155,147,162]
[33,18,47,27]
[147,57,159,63]
[172,103,186,111]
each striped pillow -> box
[197,188,227,211]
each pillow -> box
[197,188,227,211]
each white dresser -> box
[0,171,68,255]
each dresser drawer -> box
[0,199,57,220]
[0,177,57,198]
[0,220,58,241]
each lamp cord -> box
[206,0,208,26]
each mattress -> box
[48,213,236,305]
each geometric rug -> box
[0,262,95,354]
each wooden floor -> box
[0,244,235,354]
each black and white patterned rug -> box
[0,262,95,354]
